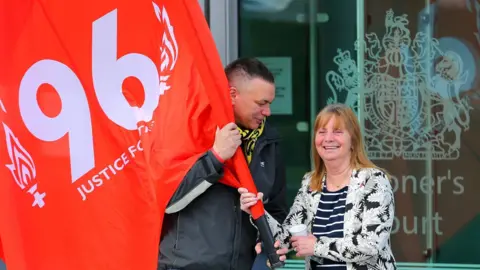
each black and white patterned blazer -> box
[264,168,397,270]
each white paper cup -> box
[288,224,307,236]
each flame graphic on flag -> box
[0,99,6,113]
[3,123,37,190]
[153,1,179,95]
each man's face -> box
[231,77,275,130]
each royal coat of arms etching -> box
[326,9,473,160]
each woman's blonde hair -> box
[310,103,381,191]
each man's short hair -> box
[224,57,275,84]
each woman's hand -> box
[290,234,317,257]
[238,187,263,215]
[263,240,288,268]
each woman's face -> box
[315,116,352,164]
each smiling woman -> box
[310,104,380,191]
[239,103,396,270]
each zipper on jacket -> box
[233,203,242,270]
[174,212,181,250]
[230,202,238,270]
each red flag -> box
[0,1,163,269]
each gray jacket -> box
[158,123,288,270]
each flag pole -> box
[254,216,285,268]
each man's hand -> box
[212,122,241,161]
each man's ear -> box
[229,86,237,105]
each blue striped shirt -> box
[311,185,348,270]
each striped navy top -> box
[311,184,348,270]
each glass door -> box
[239,0,315,205]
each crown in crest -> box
[332,49,352,66]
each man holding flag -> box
[158,58,288,270]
